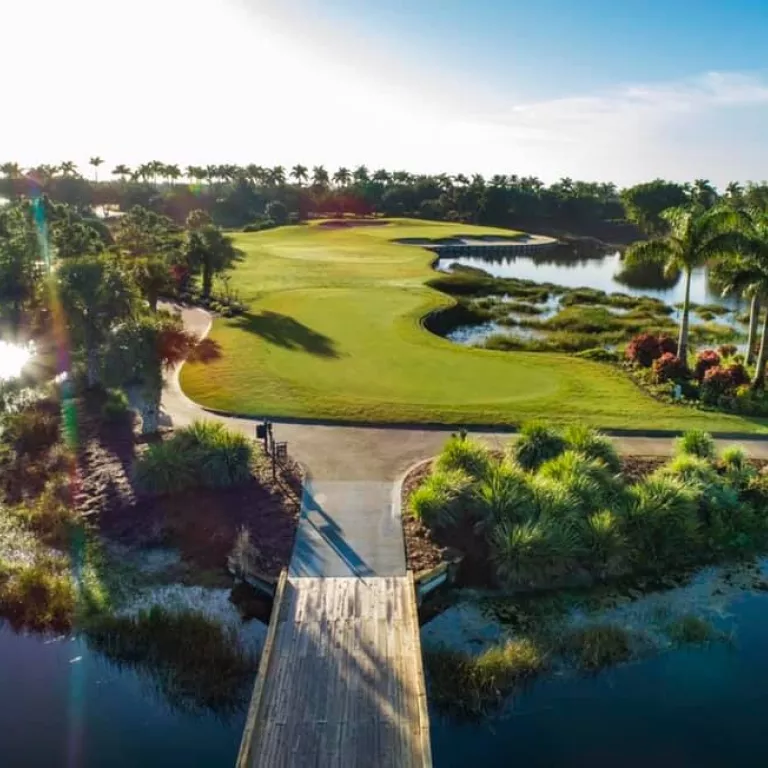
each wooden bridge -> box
[237,572,432,767]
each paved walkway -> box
[162,305,768,578]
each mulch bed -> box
[74,396,302,580]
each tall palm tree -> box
[112,164,131,183]
[690,178,718,209]
[268,166,286,186]
[711,210,768,384]
[372,168,391,185]
[290,164,308,186]
[625,205,747,365]
[311,165,329,188]
[89,156,104,182]
[352,165,369,185]
[59,161,78,177]
[0,162,21,180]
[333,167,350,187]
[165,164,181,186]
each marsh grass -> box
[559,623,633,670]
[665,614,717,645]
[424,637,546,716]
[86,606,259,714]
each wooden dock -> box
[238,573,432,767]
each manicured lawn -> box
[180,219,768,432]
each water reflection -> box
[438,248,735,308]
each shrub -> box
[513,421,566,471]
[701,363,750,405]
[651,353,687,384]
[580,510,625,573]
[693,350,720,382]
[717,344,738,358]
[491,518,580,586]
[101,388,131,423]
[623,476,701,567]
[562,424,621,473]
[424,638,545,716]
[472,462,535,532]
[625,333,676,367]
[574,347,620,363]
[436,434,493,481]
[537,450,618,516]
[657,453,719,488]
[409,469,472,528]
[559,624,632,670]
[529,475,578,520]
[674,429,716,460]
[3,405,60,458]
[134,440,198,494]
[134,421,254,494]
[242,218,276,233]
[265,200,288,225]
[0,560,76,631]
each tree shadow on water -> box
[233,311,338,358]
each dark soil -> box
[74,393,302,579]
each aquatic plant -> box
[559,624,632,670]
[424,637,545,716]
[665,614,715,645]
[86,606,258,714]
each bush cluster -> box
[651,352,687,384]
[625,332,676,367]
[701,363,750,405]
[409,421,768,589]
[134,420,254,494]
[693,349,721,382]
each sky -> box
[2,0,768,187]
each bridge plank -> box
[239,575,430,767]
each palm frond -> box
[623,239,675,270]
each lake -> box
[428,569,768,768]
[0,625,246,767]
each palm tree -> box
[268,166,286,186]
[372,169,391,185]
[0,162,21,180]
[112,164,131,183]
[625,205,747,365]
[58,254,140,387]
[690,178,718,209]
[165,164,181,186]
[352,165,369,185]
[311,165,329,188]
[453,173,469,187]
[490,174,508,188]
[712,210,768,384]
[333,167,351,187]
[89,156,104,182]
[290,164,308,186]
[184,224,240,298]
[392,170,412,185]
[59,161,78,177]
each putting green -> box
[180,219,768,431]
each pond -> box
[427,564,768,767]
[0,624,247,767]
[436,247,730,307]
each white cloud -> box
[1,0,767,187]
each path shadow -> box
[290,487,374,578]
[232,311,338,358]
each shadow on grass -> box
[232,311,338,358]
[187,337,223,364]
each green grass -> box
[180,218,768,432]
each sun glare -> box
[0,340,32,381]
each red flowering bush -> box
[701,363,750,405]
[693,349,720,382]
[625,333,677,367]
[652,353,687,384]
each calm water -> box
[438,249,734,308]
[0,626,245,768]
[429,588,768,768]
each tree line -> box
[2,160,767,240]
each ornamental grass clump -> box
[471,461,535,533]
[436,433,493,482]
[512,421,566,471]
[559,624,632,670]
[562,424,621,473]
[674,429,716,460]
[409,469,472,528]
